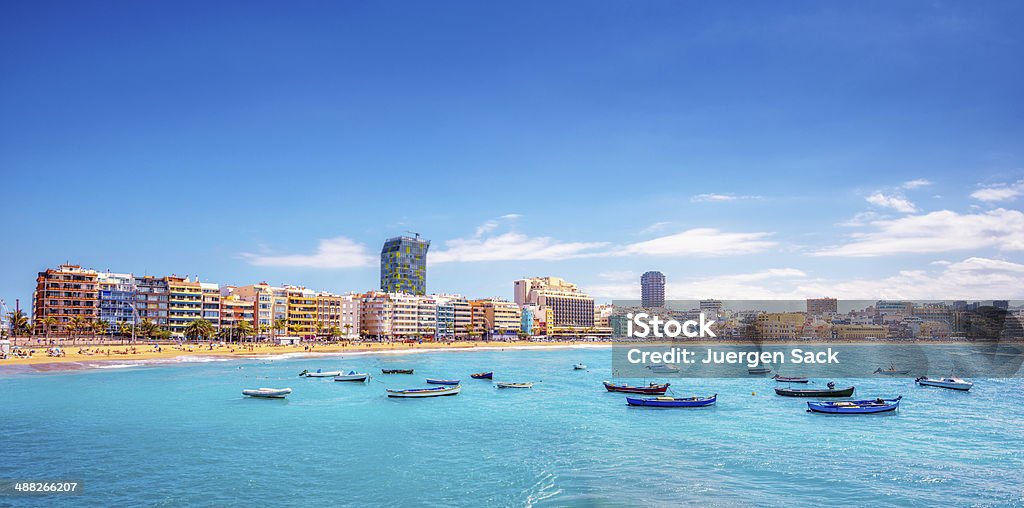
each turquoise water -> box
[1,347,1022,507]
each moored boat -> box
[807,396,901,414]
[333,371,369,382]
[776,382,855,397]
[386,385,461,398]
[626,394,717,407]
[425,378,461,385]
[574,363,587,370]
[470,371,493,379]
[300,369,342,378]
[647,364,680,374]
[496,382,533,389]
[243,387,292,399]
[381,369,414,374]
[603,381,670,394]
[915,376,973,391]
[772,375,810,383]
[748,366,772,375]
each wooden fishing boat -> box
[425,378,461,385]
[573,363,587,370]
[243,387,292,399]
[381,369,414,374]
[386,385,461,398]
[626,394,717,407]
[299,369,342,378]
[603,381,670,394]
[496,382,533,389]
[748,366,772,375]
[915,376,973,391]
[874,364,911,375]
[333,371,369,382]
[470,371,493,379]
[772,375,810,383]
[775,383,855,397]
[807,396,901,414]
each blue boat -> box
[807,396,901,414]
[425,378,460,385]
[626,394,717,407]
[470,372,493,379]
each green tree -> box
[235,321,255,342]
[183,319,216,341]
[7,310,31,338]
[138,319,160,341]
[69,315,87,345]
[463,323,475,340]
[328,326,341,341]
[273,318,288,339]
[117,321,133,340]
[92,320,107,339]
[39,316,57,342]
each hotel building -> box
[434,294,471,339]
[97,271,136,333]
[806,297,838,316]
[640,271,665,308]
[200,282,221,327]
[167,276,202,336]
[32,264,100,334]
[514,276,595,337]
[134,276,169,326]
[470,298,522,338]
[286,286,318,336]
[231,283,276,329]
[380,234,430,295]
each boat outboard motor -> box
[299,370,308,377]
[827,381,835,389]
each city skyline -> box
[3,2,1024,309]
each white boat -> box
[648,364,680,374]
[300,369,342,378]
[748,366,772,375]
[915,376,973,391]
[386,385,461,398]
[243,387,292,398]
[334,371,369,382]
[496,382,534,389]
[573,363,587,370]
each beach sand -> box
[0,340,607,370]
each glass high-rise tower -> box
[380,234,430,295]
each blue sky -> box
[2,1,1024,312]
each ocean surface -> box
[1,347,1022,507]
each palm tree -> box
[138,319,159,341]
[7,310,31,338]
[117,321,133,343]
[39,316,57,343]
[69,315,87,345]
[273,318,288,339]
[184,319,216,342]
[342,324,352,340]
[259,324,270,342]
[92,320,107,340]
[328,326,341,342]
[463,323,475,340]
[235,321,255,342]
[315,322,325,340]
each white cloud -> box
[240,237,375,268]
[585,258,1024,300]
[474,220,499,237]
[499,213,522,220]
[865,192,917,213]
[971,179,1024,202]
[639,221,673,235]
[814,209,1024,257]
[430,232,608,263]
[901,179,932,189]
[794,257,1024,299]
[690,193,761,203]
[620,228,777,256]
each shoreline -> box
[0,341,611,374]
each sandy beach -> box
[0,340,609,371]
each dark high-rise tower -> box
[640,271,665,308]
[380,233,430,295]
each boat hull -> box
[243,388,292,398]
[302,371,342,378]
[387,385,461,398]
[496,382,533,389]
[748,368,772,375]
[775,386,855,397]
[470,372,493,379]
[807,397,901,414]
[603,381,670,394]
[426,379,460,385]
[626,394,716,407]
[915,378,973,391]
[381,369,414,374]
[334,374,369,382]
[773,376,810,383]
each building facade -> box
[380,234,430,295]
[806,297,838,316]
[33,264,100,335]
[640,271,665,308]
[97,271,136,333]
